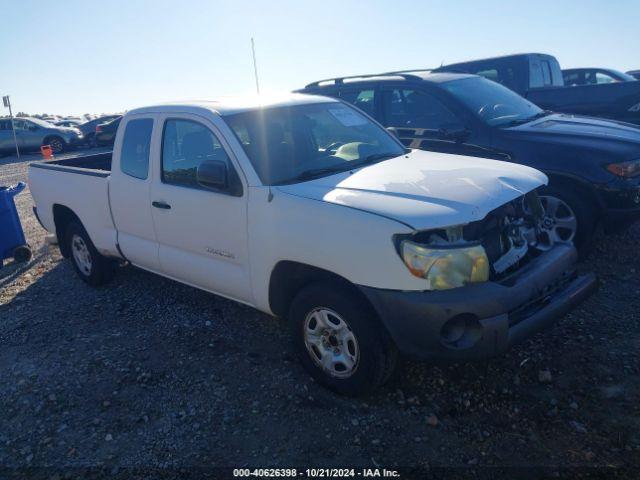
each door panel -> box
[0,120,15,151]
[11,120,28,150]
[151,185,249,301]
[109,116,161,271]
[150,115,251,303]
[20,122,44,149]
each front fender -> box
[246,186,424,314]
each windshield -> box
[27,118,56,127]
[609,70,637,82]
[224,102,405,185]
[442,77,544,127]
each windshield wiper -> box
[279,152,402,185]
[356,152,402,165]
[505,110,553,127]
[281,166,352,184]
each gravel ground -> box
[0,151,639,478]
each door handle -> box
[152,201,171,210]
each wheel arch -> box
[52,204,82,257]
[543,171,604,213]
[268,261,375,319]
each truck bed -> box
[28,150,118,258]
[526,81,640,126]
[31,151,112,176]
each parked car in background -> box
[434,53,640,125]
[78,115,121,146]
[299,71,640,249]
[94,116,122,146]
[562,68,637,86]
[28,94,595,395]
[55,119,83,128]
[0,117,83,155]
[627,70,640,81]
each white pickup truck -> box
[29,94,596,395]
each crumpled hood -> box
[277,149,547,230]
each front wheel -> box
[289,282,397,396]
[537,185,596,254]
[44,136,66,154]
[85,133,96,148]
[64,221,114,286]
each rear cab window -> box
[530,56,563,88]
[120,118,153,179]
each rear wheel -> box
[44,136,65,154]
[64,221,114,286]
[85,132,96,148]
[538,185,596,253]
[289,282,397,396]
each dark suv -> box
[298,71,640,250]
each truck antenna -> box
[251,37,260,95]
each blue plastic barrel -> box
[0,182,31,266]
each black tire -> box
[85,133,96,148]
[44,136,65,154]
[538,184,596,254]
[13,245,32,263]
[64,221,114,286]
[289,282,398,396]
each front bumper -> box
[359,244,597,361]
[62,135,83,148]
[598,176,640,226]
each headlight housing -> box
[606,159,640,178]
[400,240,490,290]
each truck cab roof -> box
[127,93,338,117]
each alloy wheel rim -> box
[71,234,92,276]
[538,195,578,245]
[303,308,359,379]
[49,139,63,153]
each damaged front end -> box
[398,190,556,289]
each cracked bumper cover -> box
[359,243,597,361]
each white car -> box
[28,93,595,395]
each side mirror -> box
[29,125,39,131]
[197,160,228,190]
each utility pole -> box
[2,95,20,159]
[251,38,260,95]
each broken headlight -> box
[400,240,490,290]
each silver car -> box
[0,117,83,156]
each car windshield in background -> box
[608,70,637,82]
[224,102,405,185]
[442,77,544,127]
[28,118,56,127]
